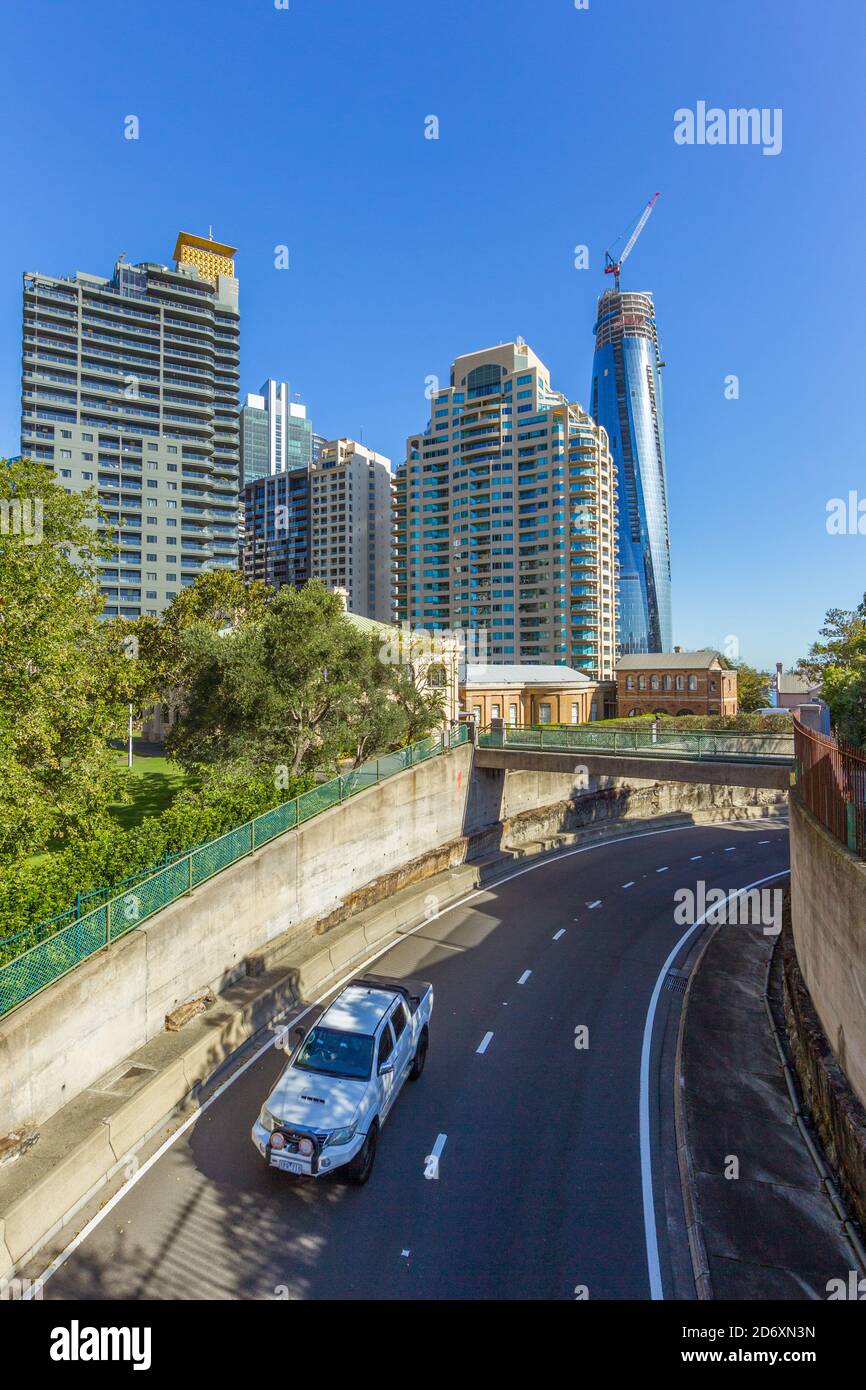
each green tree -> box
[729,660,772,713]
[114,567,272,708]
[798,597,866,745]
[0,456,129,859]
[166,580,392,778]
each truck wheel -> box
[346,1121,378,1186]
[409,1027,429,1080]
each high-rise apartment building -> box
[311,439,393,623]
[239,379,312,486]
[20,232,240,619]
[590,289,672,654]
[242,469,310,591]
[394,340,618,677]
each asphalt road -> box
[32,819,790,1301]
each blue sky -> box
[1,0,863,671]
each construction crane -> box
[604,191,660,291]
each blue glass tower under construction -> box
[591,289,672,653]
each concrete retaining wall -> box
[0,742,475,1138]
[789,792,866,1111]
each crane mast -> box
[604,192,660,291]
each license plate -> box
[270,1153,304,1174]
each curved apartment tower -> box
[591,289,672,654]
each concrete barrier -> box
[789,792,866,1111]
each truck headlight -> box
[326,1125,356,1147]
[259,1106,278,1133]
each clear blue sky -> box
[1,0,863,672]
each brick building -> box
[616,649,737,718]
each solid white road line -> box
[517,970,532,985]
[638,868,790,1301]
[27,819,789,1296]
[476,1031,494,1054]
[553,928,566,940]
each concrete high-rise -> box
[20,232,240,619]
[311,439,393,623]
[394,340,618,677]
[240,379,312,486]
[590,289,672,654]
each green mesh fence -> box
[478,724,793,761]
[0,725,468,1018]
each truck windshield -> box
[294,1027,374,1081]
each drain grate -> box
[665,968,689,996]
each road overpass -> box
[474,725,793,792]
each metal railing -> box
[0,725,469,1020]
[476,723,795,763]
[793,718,866,857]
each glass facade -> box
[242,469,310,590]
[591,289,672,654]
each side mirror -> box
[292,1025,306,1047]
[378,1062,394,1077]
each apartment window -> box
[491,703,501,720]
[638,676,646,691]
[82,471,93,481]
[59,468,71,478]
[651,675,660,691]
[508,703,518,725]
[61,429,72,439]
[538,703,552,723]
[59,449,72,460]
[688,675,698,691]
[571,703,579,724]
[626,675,634,691]
[676,675,685,691]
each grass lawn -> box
[109,745,192,830]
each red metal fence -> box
[793,718,866,857]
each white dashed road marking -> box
[477,1032,494,1055]
[724,847,735,852]
[656,867,668,873]
[587,900,602,909]
[424,1133,447,1180]
[690,855,702,861]
[553,929,566,940]
[622,881,635,889]
[517,970,532,985]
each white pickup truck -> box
[251,973,433,1185]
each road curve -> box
[30,819,790,1301]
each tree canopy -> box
[798,597,866,745]
[0,456,129,859]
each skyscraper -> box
[20,231,240,619]
[239,379,313,486]
[590,289,672,653]
[242,469,310,591]
[394,340,618,677]
[312,439,393,623]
